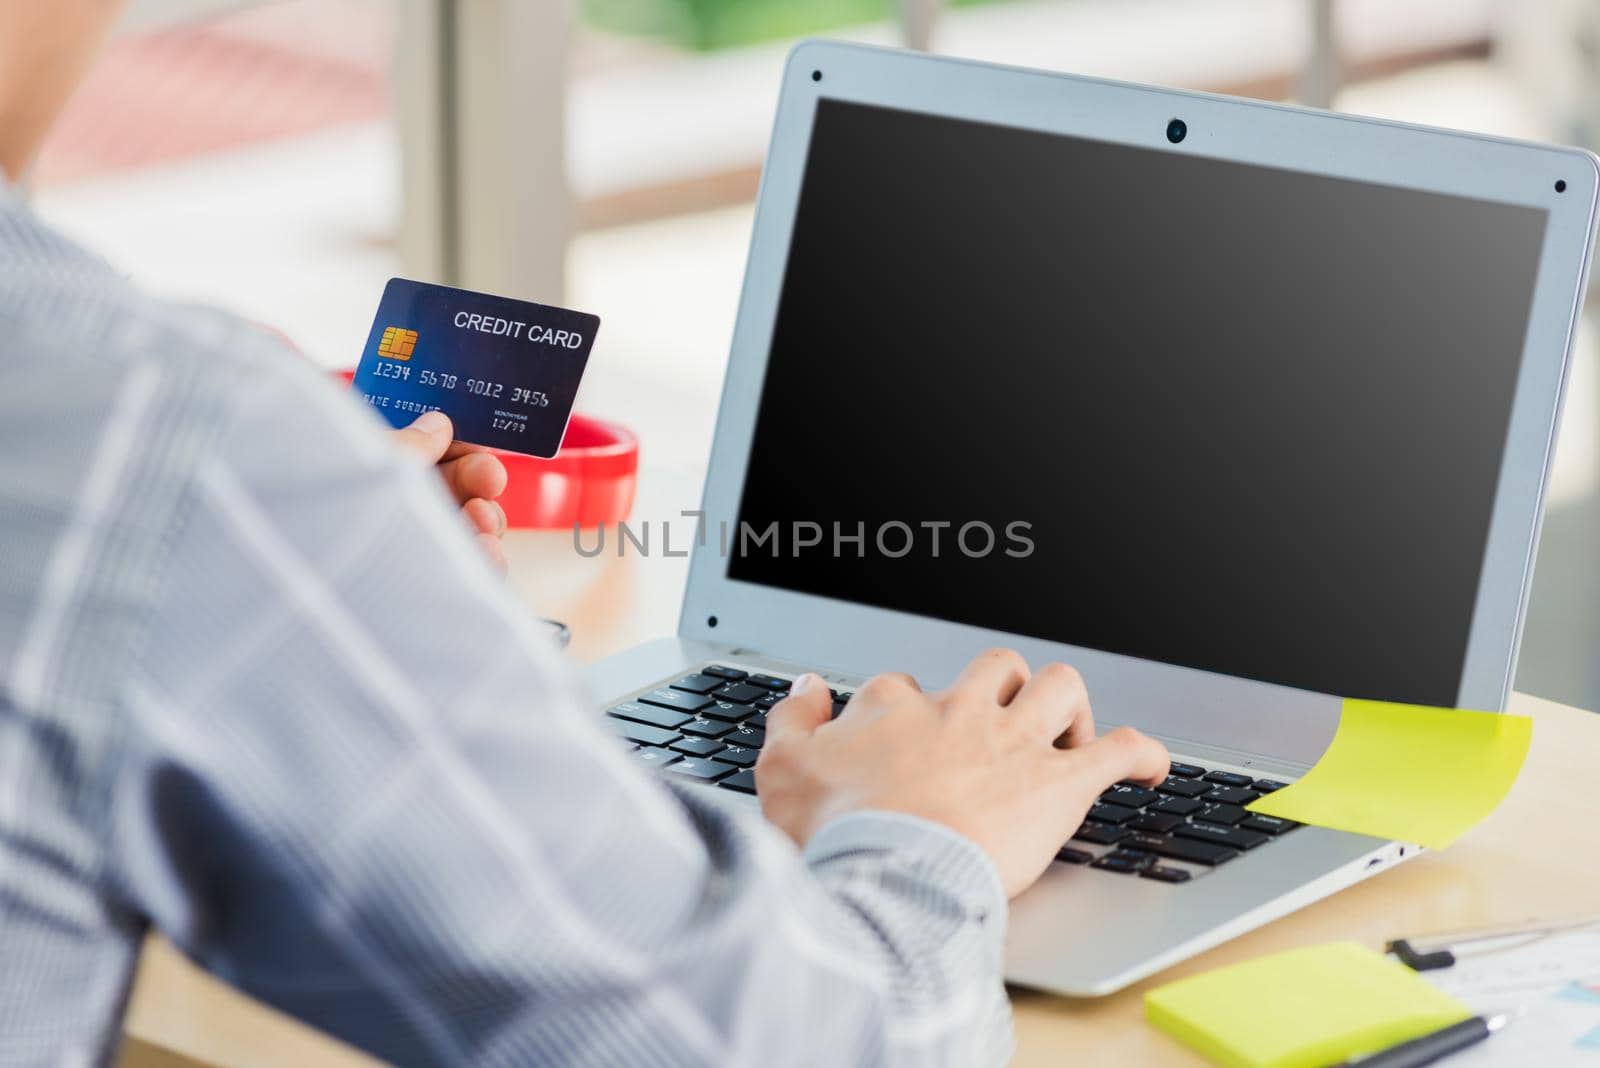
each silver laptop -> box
[587,41,1598,996]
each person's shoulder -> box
[6,267,297,384]
[0,224,370,510]
[0,195,384,494]
[0,190,319,398]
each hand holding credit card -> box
[353,278,600,458]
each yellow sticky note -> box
[1247,698,1531,850]
[1145,942,1471,1068]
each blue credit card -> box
[352,278,600,458]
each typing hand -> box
[393,411,509,572]
[759,649,1170,898]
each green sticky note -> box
[1247,698,1531,850]
[1145,942,1472,1068]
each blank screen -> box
[729,99,1548,706]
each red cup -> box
[333,368,637,528]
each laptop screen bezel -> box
[679,41,1598,767]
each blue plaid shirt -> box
[0,184,1012,1067]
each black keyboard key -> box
[679,717,737,739]
[631,747,680,769]
[1123,833,1238,866]
[1252,779,1290,793]
[1086,802,1140,826]
[716,745,758,767]
[718,768,758,794]
[754,692,783,709]
[669,737,726,758]
[671,673,725,695]
[606,718,680,747]
[1149,795,1204,816]
[1240,814,1299,836]
[1127,812,1185,834]
[1072,822,1127,846]
[743,711,769,729]
[700,700,751,723]
[1121,833,1167,850]
[831,700,847,719]
[1168,762,1206,778]
[1102,784,1158,808]
[726,725,765,748]
[667,757,737,782]
[1175,822,1269,851]
[1139,865,1192,884]
[1055,846,1094,865]
[1203,786,1261,806]
[1193,803,1247,826]
[746,674,791,691]
[608,701,694,730]
[702,664,748,680]
[1155,777,1211,799]
[1203,770,1254,787]
[639,688,713,714]
[1091,853,1147,874]
[713,683,768,704]
[1138,835,1238,866]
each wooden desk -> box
[122,531,1599,1065]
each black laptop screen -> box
[727,98,1549,706]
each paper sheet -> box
[1420,923,1600,1064]
[1246,698,1532,849]
[1145,942,1472,1068]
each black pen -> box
[1335,1013,1509,1068]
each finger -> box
[474,531,508,574]
[391,410,453,464]
[1063,726,1170,788]
[440,439,492,462]
[850,671,920,712]
[439,452,509,506]
[949,647,1031,706]
[766,673,833,743]
[462,496,507,538]
[1008,662,1094,748]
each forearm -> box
[124,726,1012,1067]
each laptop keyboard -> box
[605,664,1301,884]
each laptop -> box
[587,41,1598,996]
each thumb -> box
[766,673,832,743]
[391,410,453,464]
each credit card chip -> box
[378,326,418,361]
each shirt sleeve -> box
[109,354,1014,1067]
